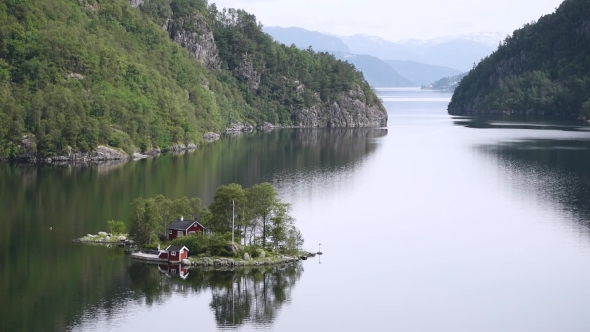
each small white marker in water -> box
[49,227,53,231]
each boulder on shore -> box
[98,232,107,236]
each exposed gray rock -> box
[224,123,255,134]
[243,253,251,261]
[234,55,261,89]
[65,73,84,80]
[182,259,191,266]
[203,132,221,142]
[292,84,388,128]
[226,242,243,257]
[257,249,266,258]
[164,14,221,70]
[128,0,144,8]
[98,232,107,236]
[93,146,129,161]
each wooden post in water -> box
[232,200,235,243]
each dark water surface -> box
[3,88,590,331]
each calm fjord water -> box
[3,88,590,331]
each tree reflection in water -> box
[128,262,304,328]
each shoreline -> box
[2,124,388,165]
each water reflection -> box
[477,138,590,226]
[0,128,382,332]
[127,263,304,329]
[453,116,589,131]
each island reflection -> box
[128,262,304,329]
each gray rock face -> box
[94,145,128,161]
[164,15,221,70]
[234,56,261,90]
[224,123,255,134]
[203,132,221,142]
[243,252,251,261]
[182,259,191,266]
[98,232,107,236]
[128,0,144,8]
[293,84,388,127]
[225,242,243,257]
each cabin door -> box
[177,231,183,237]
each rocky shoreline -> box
[5,120,386,164]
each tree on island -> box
[128,183,304,253]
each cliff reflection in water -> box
[128,263,304,329]
[0,128,385,332]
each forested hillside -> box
[448,0,590,117]
[0,0,385,160]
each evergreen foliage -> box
[0,0,382,159]
[129,183,303,251]
[448,0,590,117]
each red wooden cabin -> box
[164,245,189,262]
[168,217,205,241]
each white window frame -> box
[171,251,177,256]
[169,230,172,234]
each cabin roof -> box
[166,245,189,252]
[168,219,202,230]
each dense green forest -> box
[0,0,382,159]
[448,0,590,117]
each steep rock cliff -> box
[130,0,386,128]
[164,13,221,70]
[293,84,387,127]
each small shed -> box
[165,245,189,262]
[168,216,205,241]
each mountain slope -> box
[262,27,416,87]
[338,34,494,71]
[263,26,350,52]
[448,0,590,117]
[0,0,386,160]
[386,60,462,86]
[333,53,417,87]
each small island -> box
[76,183,314,270]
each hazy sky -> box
[212,0,565,41]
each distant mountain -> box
[264,27,416,87]
[422,73,468,91]
[399,32,506,48]
[263,27,350,53]
[385,60,462,86]
[337,35,496,71]
[338,35,420,60]
[419,40,496,71]
[333,52,417,87]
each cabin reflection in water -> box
[158,264,190,280]
[128,262,304,329]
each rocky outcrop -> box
[128,0,145,8]
[292,84,388,127]
[164,14,221,70]
[224,123,255,134]
[203,132,221,142]
[169,143,197,153]
[94,145,129,160]
[234,55,261,89]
